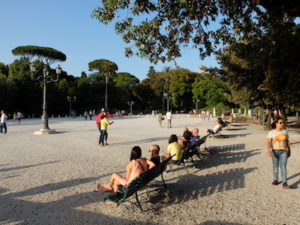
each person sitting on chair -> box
[96,146,155,192]
[190,128,200,146]
[178,130,192,149]
[162,134,182,164]
[149,144,161,166]
[207,118,223,135]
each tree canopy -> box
[92,0,300,63]
[88,59,118,75]
[218,23,300,111]
[12,45,66,64]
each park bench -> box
[104,155,174,211]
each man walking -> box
[166,111,172,128]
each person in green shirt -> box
[99,114,113,147]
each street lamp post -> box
[127,101,134,115]
[67,96,76,117]
[105,73,108,110]
[30,63,62,134]
[164,92,171,112]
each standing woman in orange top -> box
[266,117,291,189]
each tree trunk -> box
[266,108,272,129]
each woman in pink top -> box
[96,146,155,192]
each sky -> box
[0,0,218,80]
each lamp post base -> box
[33,129,56,135]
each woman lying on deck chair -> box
[96,146,155,192]
[207,118,224,135]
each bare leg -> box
[96,173,125,192]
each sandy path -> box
[0,116,299,225]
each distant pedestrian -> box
[17,111,23,124]
[89,110,93,120]
[13,112,17,125]
[157,113,164,128]
[0,110,8,134]
[84,110,88,120]
[201,110,206,123]
[267,117,291,189]
[166,111,172,128]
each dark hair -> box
[217,117,224,125]
[168,134,178,144]
[101,114,106,119]
[183,130,191,141]
[271,117,284,129]
[151,144,160,153]
[130,146,142,161]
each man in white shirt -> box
[0,110,8,134]
[166,111,172,128]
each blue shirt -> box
[191,135,200,145]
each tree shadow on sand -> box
[0,161,60,173]
[110,137,169,146]
[198,221,245,225]
[0,175,160,225]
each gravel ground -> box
[0,115,299,225]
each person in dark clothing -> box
[149,144,161,165]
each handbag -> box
[287,149,291,158]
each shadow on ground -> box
[0,161,60,173]
[144,167,257,211]
[198,149,260,170]
[209,144,246,153]
[111,137,169,146]
[288,172,300,188]
[198,221,246,225]
[0,175,160,225]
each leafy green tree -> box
[167,68,198,110]
[147,66,156,77]
[6,59,40,114]
[81,71,88,78]
[217,23,300,118]
[88,59,118,110]
[92,0,300,63]
[114,72,139,89]
[192,75,230,113]
[132,79,159,112]
[0,62,9,77]
[11,46,67,121]
[12,45,66,64]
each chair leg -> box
[134,192,143,212]
[190,154,195,163]
[161,173,167,188]
[196,151,200,159]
